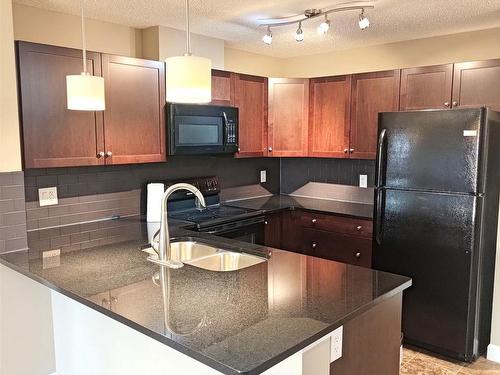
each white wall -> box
[0,0,22,173]
[0,264,56,375]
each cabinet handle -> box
[356,225,362,231]
[349,148,355,153]
[355,252,361,258]
[238,147,241,152]
[444,102,450,108]
[101,298,109,307]
[268,147,273,152]
[264,221,268,225]
[311,218,317,224]
[97,151,105,158]
[452,101,458,107]
[105,151,113,157]
[344,148,349,153]
[312,243,317,249]
[111,296,118,303]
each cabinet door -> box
[453,59,500,111]
[17,42,104,168]
[234,74,268,157]
[101,55,166,165]
[350,70,400,160]
[400,64,453,110]
[264,212,282,248]
[211,69,234,106]
[268,78,309,157]
[309,76,351,158]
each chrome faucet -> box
[151,183,206,268]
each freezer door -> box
[373,188,477,359]
[377,108,484,193]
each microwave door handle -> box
[221,111,229,144]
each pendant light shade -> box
[66,73,105,110]
[66,1,105,111]
[165,55,211,104]
[165,0,212,104]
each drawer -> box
[299,211,372,239]
[301,228,372,268]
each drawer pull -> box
[356,225,362,231]
[355,252,361,258]
[264,221,268,225]
[311,219,317,224]
[312,243,317,249]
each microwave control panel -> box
[226,120,237,145]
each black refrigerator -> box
[372,108,500,361]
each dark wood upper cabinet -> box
[350,70,400,160]
[268,78,309,157]
[17,41,105,168]
[400,64,453,110]
[101,55,166,165]
[211,69,234,106]
[309,75,351,158]
[234,74,268,157]
[452,59,500,111]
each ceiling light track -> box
[258,2,374,44]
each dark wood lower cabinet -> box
[264,209,373,268]
[330,293,403,375]
[301,228,372,268]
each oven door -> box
[201,217,265,245]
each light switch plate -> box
[359,175,368,188]
[260,170,267,183]
[330,326,343,362]
[39,187,58,206]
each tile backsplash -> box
[281,158,376,194]
[0,171,28,254]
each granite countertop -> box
[224,194,374,219]
[0,218,410,375]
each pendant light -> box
[66,0,105,111]
[165,0,212,104]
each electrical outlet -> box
[39,187,58,206]
[42,249,61,269]
[330,326,343,362]
[359,174,368,188]
[260,170,267,183]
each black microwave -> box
[167,104,238,155]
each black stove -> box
[169,204,263,230]
[156,176,265,243]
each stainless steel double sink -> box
[143,240,267,272]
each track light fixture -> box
[258,2,374,43]
[262,26,273,45]
[318,15,330,34]
[295,22,304,42]
[358,8,370,30]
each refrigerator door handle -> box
[375,188,384,245]
[376,129,387,187]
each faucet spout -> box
[154,183,206,268]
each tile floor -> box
[401,346,500,374]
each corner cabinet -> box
[16,42,166,169]
[308,75,351,158]
[350,70,400,159]
[268,78,309,157]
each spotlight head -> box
[359,9,370,30]
[295,22,304,42]
[318,16,330,34]
[262,26,273,45]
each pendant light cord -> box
[185,0,191,56]
[80,0,87,74]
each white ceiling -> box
[13,0,500,58]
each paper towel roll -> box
[147,183,165,222]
